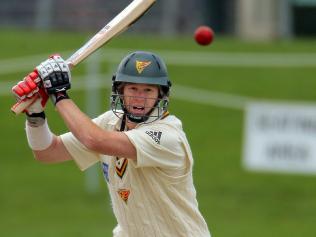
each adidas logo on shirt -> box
[145,130,162,144]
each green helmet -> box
[112,51,171,96]
[111,51,172,123]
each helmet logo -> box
[136,60,152,74]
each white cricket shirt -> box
[61,111,211,237]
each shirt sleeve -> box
[124,125,186,169]
[60,115,107,171]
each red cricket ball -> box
[194,26,214,46]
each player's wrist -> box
[26,111,46,127]
[50,91,70,105]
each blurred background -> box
[1,0,316,236]
[2,0,316,39]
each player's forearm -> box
[32,138,56,163]
[25,118,72,163]
[55,99,108,151]
[55,99,136,159]
[33,135,72,163]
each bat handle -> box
[11,95,38,115]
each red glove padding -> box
[12,70,49,114]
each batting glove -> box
[12,71,49,126]
[36,54,71,105]
[12,71,49,114]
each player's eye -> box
[128,86,137,91]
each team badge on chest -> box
[115,158,128,179]
[117,188,130,203]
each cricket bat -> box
[11,0,156,115]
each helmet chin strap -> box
[119,113,127,131]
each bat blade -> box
[67,0,156,67]
[11,0,156,115]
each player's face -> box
[123,83,159,116]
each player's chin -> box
[128,108,150,116]
[130,110,145,117]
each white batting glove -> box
[36,54,71,105]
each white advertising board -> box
[243,102,316,174]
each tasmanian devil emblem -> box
[117,189,130,203]
[136,60,151,74]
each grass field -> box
[1,29,316,237]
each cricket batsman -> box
[12,51,211,237]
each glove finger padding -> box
[36,55,71,95]
[11,69,49,115]
[12,75,39,100]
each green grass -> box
[1,29,316,237]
